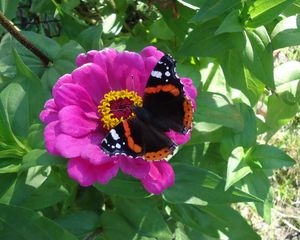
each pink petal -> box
[76,50,99,67]
[52,74,73,98]
[72,63,111,104]
[140,46,164,60]
[119,156,150,179]
[110,51,146,94]
[142,56,161,82]
[166,131,191,145]
[139,46,164,91]
[67,157,119,186]
[181,78,198,109]
[55,133,101,158]
[58,105,98,138]
[54,83,97,112]
[141,160,175,195]
[92,48,118,74]
[68,157,97,186]
[44,120,61,155]
[40,99,58,124]
[96,160,119,184]
[81,144,112,165]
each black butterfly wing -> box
[144,55,193,134]
[101,118,176,161]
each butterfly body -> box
[101,55,194,161]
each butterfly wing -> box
[143,54,193,134]
[101,54,194,161]
[101,118,176,161]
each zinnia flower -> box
[40,46,197,194]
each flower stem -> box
[0,10,52,67]
[202,62,219,91]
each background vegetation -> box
[0,0,299,239]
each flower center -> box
[98,90,143,130]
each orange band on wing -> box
[183,97,193,129]
[144,84,180,96]
[123,120,142,153]
[144,148,172,161]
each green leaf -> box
[61,0,80,12]
[21,149,64,172]
[55,211,99,238]
[220,48,265,105]
[30,0,56,13]
[77,25,103,51]
[0,173,16,204]
[179,19,242,57]
[94,172,150,198]
[149,18,175,41]
[161,4,196,43]
[0,203,78,240]
[172,204,260,240]
[0,159,21,173]
[174,222,212,240]
[190,123,228,144]
[101,198,172,240]
[191,0,241,24]
[243,27,275,89]
[163,163,262,205]
[0,0,19,19]
[220,103,257,158]
[283,1,300,16]
[225,147,252,190]
[274,61,300,102]
[177,0,204,9]
[171,143,204,166]
[246,0,295,27]
[241,170,272,222]
[2,166,69,209]
[215,10,244,34]
[0,49,46,139]
[19,171,69,210]
[27,123,44,149]
[265,93,299,139]
[102,13,123,36]
[0,31,60,78]
[194,92,244,130]
[41,40,84,93]
[249,144,295,170]
[220,27,274,104]
[177,62,201,89]
[271,15,300,49]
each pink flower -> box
[40,46,197,195]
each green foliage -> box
[0,0,299,239]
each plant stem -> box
[0,10,51,67]
[202,62,219,91]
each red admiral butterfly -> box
[101,54,194,161]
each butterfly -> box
[101,54,194,161]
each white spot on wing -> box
[165,71,170,77]
[116,143,121,149]
[151,70,162,79]
[110,129,120,140]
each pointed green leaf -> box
[271,15,300,49]
[163,163,262,205]
[195,92,244,130]
[225,147,252,190]
[247,0,295,27]
[0,203,78,240]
